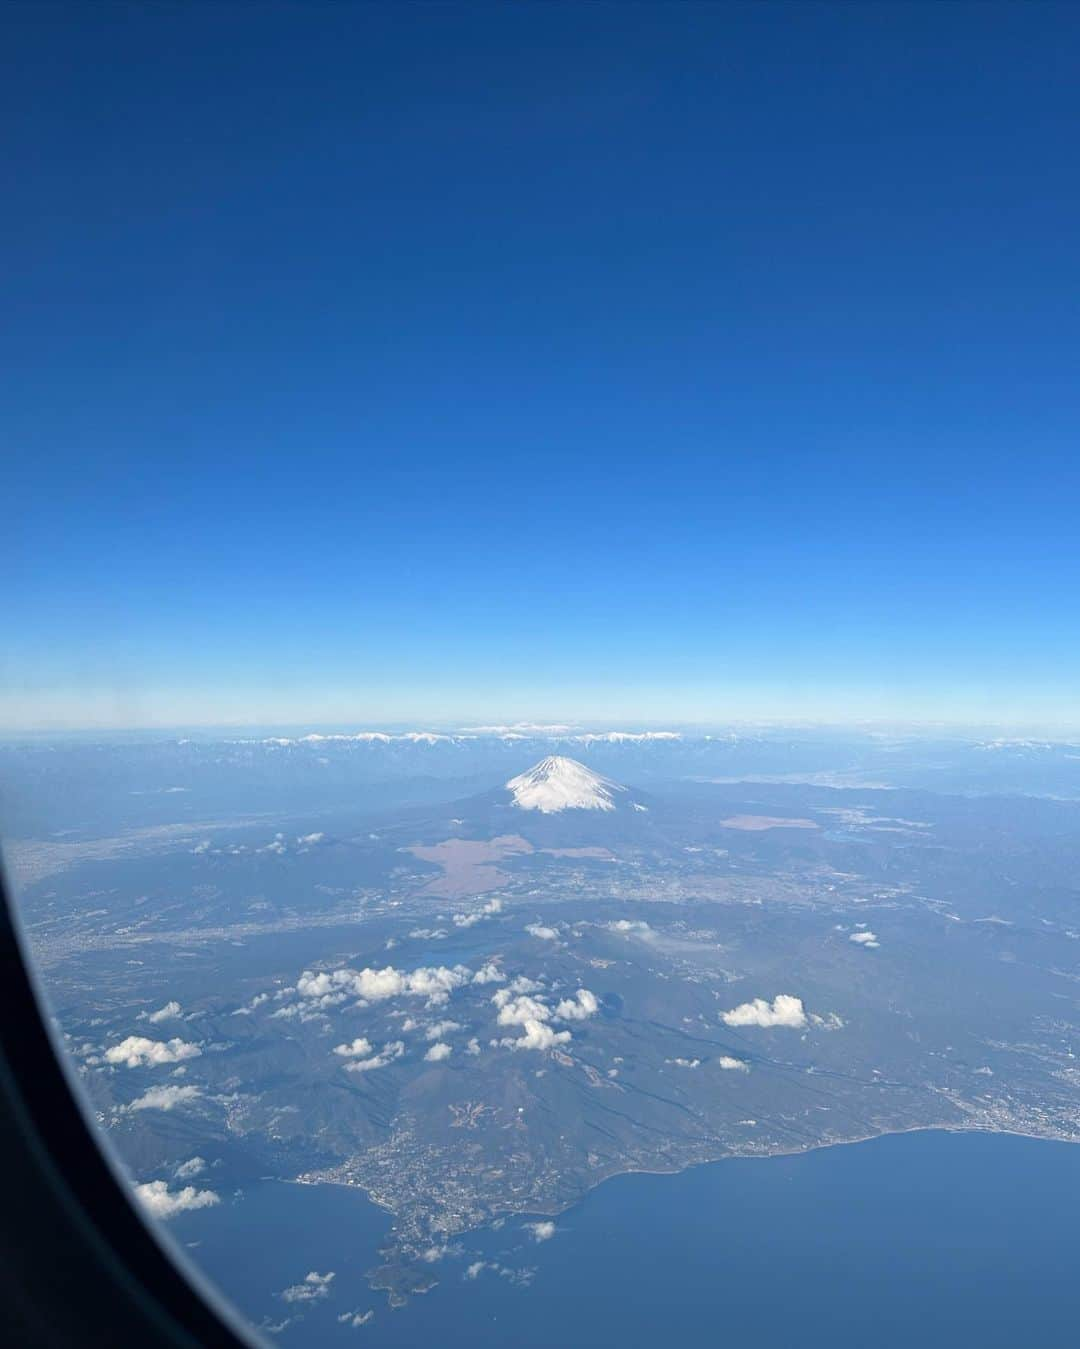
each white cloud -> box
[272,999,342,1022]
[524,1220,556,1242]
[418,1244,455,1263]
[425,1020,460,1040]
[144,1001,182,1024]
[424,1042,452,1062]
[233,992,269,1016]
[496,994,552,1028]
[472,962,505,985]
[503,975,544,998]
[718,1055,750,1071]
[174,1156,206,1180]
[297,832,325,845]
[849,930,880,948]
[501,1021,570,1053]
[296,963,472,1008]
[342,1041,405,1074]
[333,1037,374,1058]
[338,1310,374,1328]
[281,1271,335,1304]
[134,1180,219,1219]
[608,919,650,933]
[666,1057,701,1068]
[721,995,807,1029]
[106,1036,202,1068]
[453,897,503,928]
[493,988,575,1052]
[130,1084,202,1112]
[465,1037,481,1055]
[464,1261,487,1280]
[525,923,558,940]
[554,989,598,1022]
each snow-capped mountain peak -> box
[505,756,626,813]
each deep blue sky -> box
[5,1,1080,729]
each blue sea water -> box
[170,1130,1080,1347]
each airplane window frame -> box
[0,854,259,1349]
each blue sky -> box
[5,1,1080,730]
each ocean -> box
[170,1129,1080,1346]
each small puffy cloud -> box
[130,1084,202,1112]
[464,1254,537,1285]
[492,976,542,1008]
[174,1156,206,1180]
[666,1057,701,1069]
[144,1001,182,1024]
[418,1244,459,1263]
[525,923,558,940]
[497,1265,537,1287]
[608,919,650,933]
[721,995,807,1029]
[106,1036,202,1068]
[135,1180,219,1220]
[297,832,325,846]
[494,991,572,1051]
[501,1021,570,1053]
[453,897,503,928]
[465,1037,481,1055]
[472,962,505,985]
[424,1042,452,1062]
[425,1020,460,1040]
[849,931,880,948]
[554,989,598,1022]
[338,1310,374,1328]
[496,995,552,1028]
[296,963,472,1008]
[271,1000,336,1022]
[718,1055,750,1071]
[333,1037,374,1058]
[281,1272,335,1304]
[233,992,269,1016]
[342,1041,405,1074]
[524,1220,556,1243]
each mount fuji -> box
[389,755,659,857]
[505,756,636,814]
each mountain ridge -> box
[505,755,627,814]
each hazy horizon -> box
[4,708,1080,739]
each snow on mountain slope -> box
[505,756,627,813]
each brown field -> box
[406,834,533,897]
